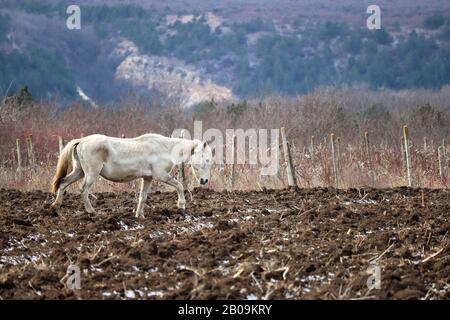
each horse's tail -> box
[51,139,82,193]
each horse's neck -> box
[171,139,199,163]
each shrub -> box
[424,13,446,30]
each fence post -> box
[403,125,412,187]
[423,137,427,154]
[230,134,237,189]
[438,146,445,181]
[27,134,36,168]
[331,133,339,188]
[287,141,296,186]
[177,130,186,185]
[400,136,407,177]
[58,136,64,155]
[365,132,374,182]
[16,139,23,173]
[280,127,296,187]
[336,136,341,179]
[310,135,315,155]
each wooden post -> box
[27,134,36,168]
[423,137,427,154]
[280,127,296,187]
[331,133,339,188]
[177,130,186,184]
[230,134,237,189]
[438,146,445,181]
[58,136,64,155]
[287,141,296,186]
[403,125,412,187]
[26,136,31,162]
[400,136,407,177]
[16,139,23,173]
[310,135,315,155]
[336,137,341,178]
[365,132,373,182]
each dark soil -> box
[0,187,448,300]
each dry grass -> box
[0,87,449,192]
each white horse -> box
[51,133,212,218]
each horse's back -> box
[76,133,171,181]
[78,133,169,161]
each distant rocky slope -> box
[114,40,234,108]
[2,1,450,104]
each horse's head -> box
[190,140,212,185]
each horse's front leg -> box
[135,177,151,218]
[156,172,186,211]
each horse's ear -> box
[204,138,215,148]
[203,139,215,156]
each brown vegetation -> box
[1,87,449,191]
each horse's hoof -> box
[180,210,197,221]
[44,204,59,217]
[179,209,191,217]
[50,202,60,209]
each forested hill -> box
[1,0,450,105]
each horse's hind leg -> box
[51,148,84,208]
[52,167,84,207]
[77,149,103,214]
[80,171,100,213]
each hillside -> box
[1,0,450,106]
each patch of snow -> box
[147,290,164,297]
[125,290,136,299]
[247,293,258,300]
